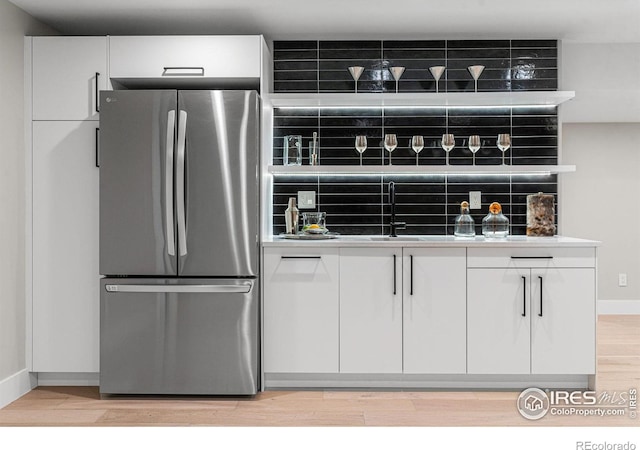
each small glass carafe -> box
[482,202,509,239]
[454,201,475,237]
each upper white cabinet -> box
[109,36,263,83]
[32,37,108,121]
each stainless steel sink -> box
[369,236,422,241]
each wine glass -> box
[468,135,481,165]
[411,135,424,166]
[441,133,455,165]
[389,67,405,93]
[384,134,398,165]
[348,66,364,93]
[497,133,511,165]
[467,65,485,92]
[429,66,445,93]
[355,135,367,166]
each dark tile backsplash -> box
[271,39,559,236]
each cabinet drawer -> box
[467,247,596,268]
[109,36,262,81]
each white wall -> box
[0,0,56,383]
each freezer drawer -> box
[100,278,259,395]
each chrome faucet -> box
[388,181,406,237]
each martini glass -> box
[467,65,485,92]
[348,66,364,93]
[384,134,398,165]
[355,135,367,166]
[441,133,455,165]
[411,135,424,165]
[389,67,405,93]
[429,66,445,93]
[469,135,481,165]
[497,133,511,165]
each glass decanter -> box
[482,202,509,239]
[454,201,476,238]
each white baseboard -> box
[35,372,99,386]
[0,369,36,409]
[598,299,640,315]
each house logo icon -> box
[517,388,550,420]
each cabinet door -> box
[339,247,402,373]
[109,36,261,80]
[467,268,531,374]
[32,121,99,372]
[263,248,339,373]
[531,268,596,374]
[32,37,108,121]
[403,248,466,374]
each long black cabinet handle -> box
[95,72,100,113]
[538,276,543,317]
[393,254,397,296]
[521,276,526,317]
[281,256,321,260]
[511,256,553,260]
[95,128,100,168]
[410,255,414,296]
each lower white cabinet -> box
[340,247,402,373]
[468,266,596,375]
[339,247,466,374]
[32,121,100,372]
[403,248,466,374]
[263,248,339,373]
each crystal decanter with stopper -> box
[482,202,509,239]
[454,201,476,237]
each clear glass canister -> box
[482,202,509,239]
[454,201,475,237]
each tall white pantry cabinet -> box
[28,37,107,373]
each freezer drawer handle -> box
[510,256,553,260]
[281,256,321,260]
[162,67,205,77]
[105,284,252,294]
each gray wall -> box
[560,42,640,302]
[0,0,55,382]
[561,123,640,301]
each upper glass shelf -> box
[268,91,575,109]
[267,165,576,176]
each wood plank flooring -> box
[1,315,638,427]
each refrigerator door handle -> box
[105,283,253,294]
[165,110,176,256]
[176,110,188,257]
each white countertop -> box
[262,235,601,248]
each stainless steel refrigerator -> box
[98,90,260,395]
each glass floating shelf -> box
[268,91,575,109]
[267,165,576,176]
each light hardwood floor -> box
[1,315,638,427]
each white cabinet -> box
[32,121,100,372]
[403,248,466,374]
[339,246,466,374]
[263,248,339,373]
[339,247,402,373]
[109,36,262,81]
[32,37,108,121]
[467,248,596,375]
